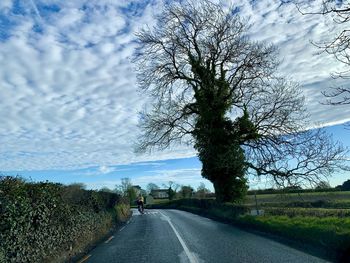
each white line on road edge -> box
[77,254,91,263]
[159,211,199,263]
[105,235,114,244]
[119,226,126,232]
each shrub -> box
[114,200,131,222]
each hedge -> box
[0,176,130,263]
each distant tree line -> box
[248,179,350,195]
[145,181,212,200]
[144,179,350,198]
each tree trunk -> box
[197,129,248,203]
[211,160,248,203]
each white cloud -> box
[0,0,349,172]
[0,0,12,12]
[99,165,115,174]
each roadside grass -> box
[237,215,350,261]
[263,207,350,217]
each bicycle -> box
[137,200,144,214]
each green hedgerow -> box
[0,176,128,263]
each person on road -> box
[137,195,144,214]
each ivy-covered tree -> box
[135,0,346,202]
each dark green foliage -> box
[190,54,251,202]
[168,187,176,200]
[341,179,350,191]
[0,176,125,263]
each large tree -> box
[135,0,346,202]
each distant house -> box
[150,189,169,199]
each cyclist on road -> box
[137,195,144,214]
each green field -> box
[244,191,350,208]
[241,191,350,261]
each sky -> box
[0,0,349,192]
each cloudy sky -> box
[0,0,349,191]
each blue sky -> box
[0,0,349,191]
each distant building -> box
[150,189,169,199]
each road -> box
[84,209,329,263]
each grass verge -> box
[236,215,350,262]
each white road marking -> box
[105,235,114,244]
[159,211,199,263]
[77,254,91,263]
[145,211,159,215]
[119,226,126,232]
[132,210,160,216]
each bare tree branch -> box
[297,0,350,105]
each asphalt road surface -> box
[85,209,329,263]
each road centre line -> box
[159,211,199,263]
[119,226,126,232]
